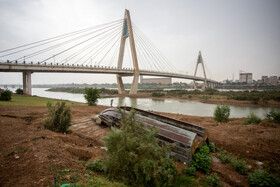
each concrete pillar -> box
[22,72,27,95]
[116,74,125,94]
[116,9,140,95]
[193,51,207,91]
[125,9,140,95]
[22,71,32,95]
[27,72,32,95]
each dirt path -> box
[0,105,279,186]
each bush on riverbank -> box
[84,88,100,106]
[102,109,177,186]
[0,90,12,101]
[214,104,230,123]
[243,113,261,125]
[266,109,280,124]
[44,101,71,133]
[15,88,23,95]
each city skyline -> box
[0,0,279,84]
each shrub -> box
[206,173,221,187]
[86,159,104,172]
[151,92,165,97]
[217,150,230,164]
[248,170,280,187]
[243,113,261,125]
[173,175,197,187]
[0,89,12,101]
[84,88,100,106]
[102,109,177,186]
[191,144,211,174]
[214,104,230,123]
[266,109,280,124]
[183,166,196,176]
[230,156,247,175]
[209,142,216,152]
[44,102,71,133]
[15,88,23,95]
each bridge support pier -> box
[116,75,125,94]
[116,9,140,95]
[23,71,32,95]
[193,51,207,91]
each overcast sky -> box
[0,0,279,84]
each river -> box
[2,87,278,119]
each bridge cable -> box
[133,28,161,72]
[6,21,122,62]
[77,26,122,66]
[133,26,174,73]
[57,23,122,66]
[81,27,122,66]
[58,24,122,65]
[132,23,177,73]
[0,19,123,55]
[21,22,123,63]
[133,26,168,72]
[133,31,155,71]
[96,31,123,66]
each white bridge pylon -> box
[116,9,139,94]
[193,51,207,90]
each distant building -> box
[239,72,252,83]
[261,76,269,84]
[140,76,172,84]
[258,76,279,85]
[268,76,278,85]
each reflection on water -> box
[152,99,165,103]
[1,87,279,119]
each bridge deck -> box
[0,62,218,83]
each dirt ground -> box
[0,105,279,186]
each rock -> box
[84,174,91,178]
[212,156,220,163]
[87,144,93,147]
[256,161,263,166]
[65,175,71,180]
[100,147,108,150]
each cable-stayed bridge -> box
[0,9,219,95]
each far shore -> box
[45,87,280,108]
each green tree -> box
[102,109,177,186]
[15,88,23,95]
[214,104,230,123]
[266,109,280,124]
[44,101,71,133]
[243,113,261,125]
[84,88,100,106]
[0,89,12,101]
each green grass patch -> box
[85,175,127,187]
[230,156,248,175]
[201,173,221,187]
[217,150,230,164]
[248,170,280,187]
[243,113,261,125]
[0,94,85,107]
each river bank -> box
[46,87,280,108]
[0,103,279,186]
[116,92,280,108]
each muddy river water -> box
[3,87,279,119]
